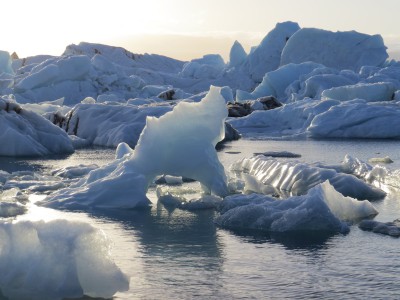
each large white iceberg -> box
[42,86,228,209]
[216,181,378,233]
[0,219,129,299]
[280,28,388,71]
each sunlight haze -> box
[4,0,400,61]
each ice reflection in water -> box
[1,139,400,299]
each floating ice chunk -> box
[307,101,400,139]
[0,202,26,218]
[255,151,301,158]
[42,86,228,209]
[0,188,27,218]
[359,219,400,237]
[321,82,396,102]
[157,186,222,211]
[281,28,388,71]
[320,181,378,221]
[368,156,393,164]
[0,99,74,156]
[0,219,129,299]
[231,156,386,200]
[52,164,99,179]
[3,172,66,194]
[216,181,378,233]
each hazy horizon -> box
[4,0,400,61]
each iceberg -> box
[0,219,129,299]
[359,219,400,237]
[231,155,386,200]
[229,96,400,140]
[59,102,172,148]
[237,62,324,101]
[0,98,74,156]
[216,181,378,233]
[242,21,300,82]
[321,82,396,102]
[42,86,228,209]
[307,100,400,139]
[280,28,388,71]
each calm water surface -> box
[6,139,400,299]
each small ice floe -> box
[0,219,129,299]
[157,186,222,211]
[4,171,65,195]
[359,219,400,237]
[254,150,301,158]
[216,181,378,234]
[0,188,28,218]
[368,156,393,164]
[155,175,184,185]
[52,164,99,179]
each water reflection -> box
[218,228,335,251]
[88,205,226,299]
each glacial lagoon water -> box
[4,138,400,299]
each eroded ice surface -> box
[0,98,74,156]
[42,86,228,209]
[231,155,386,200]
[0,219,129,299]
[216,181,378,233]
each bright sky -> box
[4,0,400,61]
